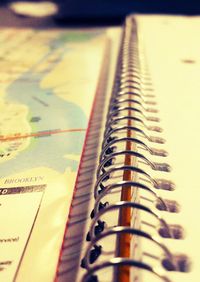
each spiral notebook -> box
[55,15,200,282]
[1,14,200,282]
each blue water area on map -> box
[0,40,90,177]
[0,132,85,176]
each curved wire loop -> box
[99,136,168,161]
[89,200,172,240]
[107,106,159,122]
[93,181,168,213]
[102,125,165,149]
[96,150,170,178]
[94,165,158,199]
[82,257,171,282]
[105,116,162,136]
[83,226,175,270]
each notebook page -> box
[0,27,106,282]
[137,14,200,282]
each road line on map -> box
[0,128,86,141]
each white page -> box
[0,185,45,281]
[136,14,200,282]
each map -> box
[0,27,106,282]
[0,29,104,175]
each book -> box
[1,14,200,282]
[57,15,200,282]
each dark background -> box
[1,0,200,24]
[55,0,200,17]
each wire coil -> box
[81,15,188,282]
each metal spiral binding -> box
[81,15,189,282]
